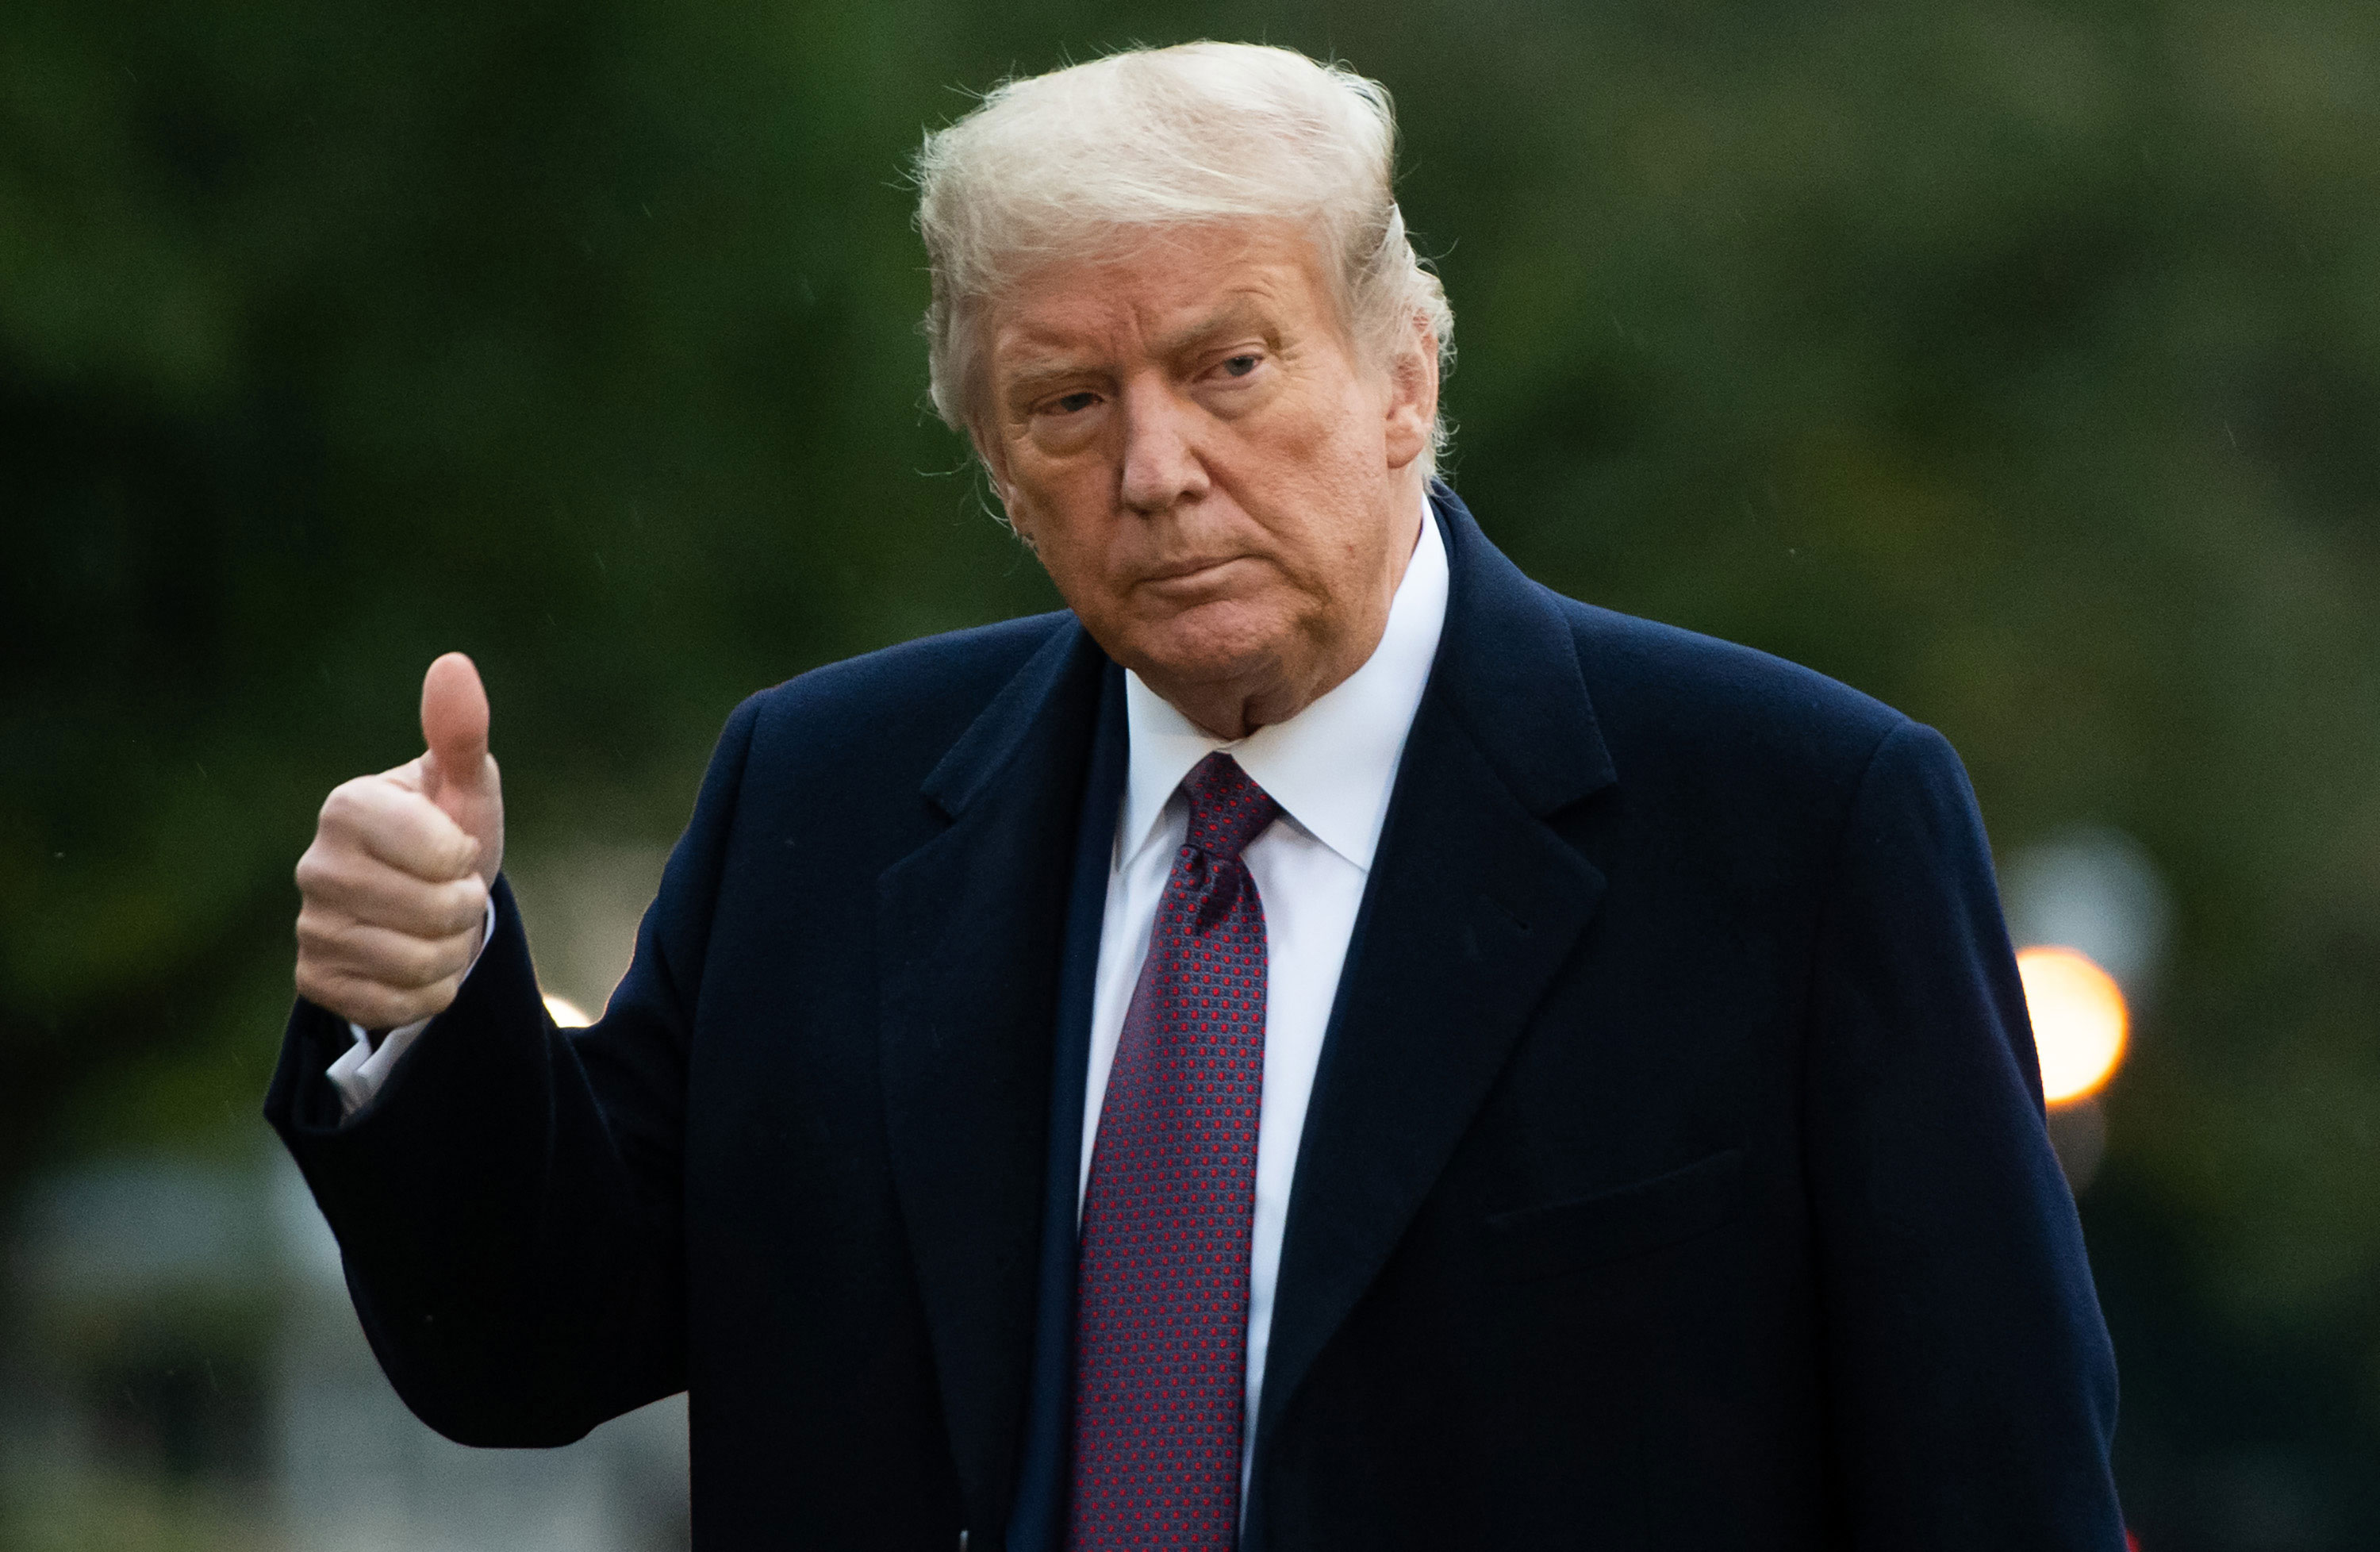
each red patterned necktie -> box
[1072,751,1280,1550]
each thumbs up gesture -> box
[294,654,507,1029]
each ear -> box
[1380,318,1441,473]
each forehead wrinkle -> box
[991,298,1138,384]
[1000,286,1283,382]
[988,236,1315,407]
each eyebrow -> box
[996,294,1280,405]
[1151,296,1276,359]
[998,357,1099,406]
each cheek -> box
[1247,373,1385,488]
[1004,454,1088,547]
[1249,392,1399,598]
[1242,385,1385,494]
[1009,490,1130,616]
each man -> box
[269,41,2125,1551]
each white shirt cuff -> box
[326,895,497,1118]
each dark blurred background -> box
[6,1,2378,1546]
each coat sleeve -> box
[1802,719,2126,1548]
[263,693,763,1446]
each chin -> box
[1124,605,1287,691]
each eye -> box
[1051,390,1100,415]
[1220,354,1261,378]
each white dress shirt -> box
[1084,501,1446,1473]
[323,497,1452,1479]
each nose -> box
[1115,375,1211,515]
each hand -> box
[294,652,507,1029]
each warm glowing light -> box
[2017,946,2129,1104]
[543,993,593,1028]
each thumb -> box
[420,651,492,800]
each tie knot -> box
[1181,751,1280,863]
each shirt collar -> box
[1119,493,1449,873]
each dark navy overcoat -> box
[270,487,2125,1550]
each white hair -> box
[912,42,1454,468]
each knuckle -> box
[390,827,452,881]
[370,874,427,925]
[320,780,370,826]
[432,828,478,880]
[305,843,354,884]
[301,834,365,882]
[306,906,363,955]
[295,905,358,958]
[359,977,423,1028]
[451,878,489,927]
[390,935,445,988]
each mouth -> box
[1139,555,1248,588]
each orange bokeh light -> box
[2016,946,2129,1104]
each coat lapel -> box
[1252,490,1618,1508]
[878,619,1111,1542]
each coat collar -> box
[914,482,1610,820]
[879,617,1111,1544]
[1421,481,1615,816]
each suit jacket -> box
[267,486,2125,1550]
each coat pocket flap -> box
[1486,1147,1745,1283]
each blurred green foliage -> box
[6,0,2379,1543]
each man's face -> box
[974,221,1435,739]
